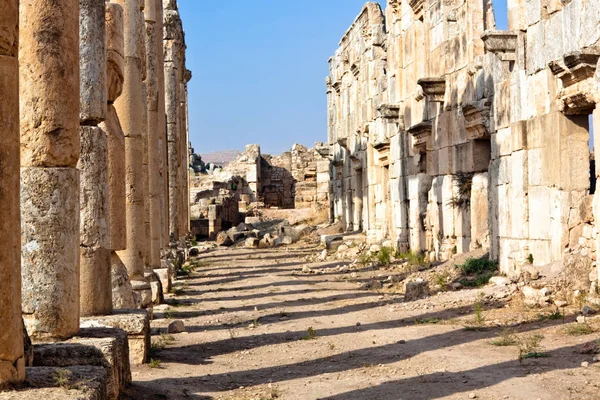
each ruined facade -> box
[0,0,191,392]
[328,0,600,291]
[190,143,331,239]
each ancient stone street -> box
[126,242,600,399]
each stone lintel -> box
[407,121,433,154]
[481,30,518,61]
[462,99,492,140]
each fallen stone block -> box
[154,268,172,294]
[245,237,260,248]
[145,271,164,305]
[0,366,107,400]
[81,310,150,365]
[216,231,233,247]
[522,286,550,307]
[489,276,511,286]
[321,234,344,249]
[405,280,429,301]
[167,320,185,334]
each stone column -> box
[164,0,184,242]
[20,0,81,340]
[155,0,169,251]
[0,0,25,384]
[79,0,112,317]
[144,0,162,269]
[113,0,152,306]
[102,1,137,309]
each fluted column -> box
[0,0,25,383]
[20,0,81,339]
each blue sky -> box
[179,0,508,155]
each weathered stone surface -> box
[19,0,80,168]
[79,126,112,316]
[79,0,107,123]
[106,2,125,103]
[0,366,108,400]
[21,167,80,340]
[101,106,127,250]
[0,2,18,57]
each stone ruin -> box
[189,143,331,240]
[0,0,192,397]
[327,0,600,299]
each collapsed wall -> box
[328,0,600,294]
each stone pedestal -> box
[0,0,25,384]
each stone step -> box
[80,311,150,366]
[0,366,107,400]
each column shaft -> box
[79,0,112,317]
[0,0,25,383]
[20,0,81,340]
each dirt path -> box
[125,245,600,400]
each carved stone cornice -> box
[407,121,432,154]
[409,0,425,19]
[548,49,600,115]
[481,30,518,61]
[377,104,401,121]
[336,137,348,149]
[417,77,446,102]
[549,49,600,87]
[462,99,492,140]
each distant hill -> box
[200,149,240,167]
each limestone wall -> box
[328,0,600,290]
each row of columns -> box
[0,0,191,385]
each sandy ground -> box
[124,244,600,400]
